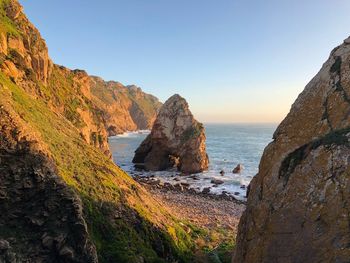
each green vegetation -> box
[181,123,204,144]
[0,0,20,36]
[0,70,198,262]
[279,127,350,185]
[330,56,342,74]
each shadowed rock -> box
[133,94,209,174]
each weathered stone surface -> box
[133,94,209,174]
[233,37,350,263]
[0,109,98,263]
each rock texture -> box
[233,37,350,263]
[0,108,98,263]
[133,94,209,174]
[0,0,161,156]
[0,1,197,262]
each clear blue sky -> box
[20,0,350,123]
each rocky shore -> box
[134,174,248,202]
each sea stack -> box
[133,94,209,174]
[233,37,350,262]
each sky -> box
[20,0,350,123]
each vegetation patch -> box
[0,71,199,262]
[330,56,342,74]
[279,127,350,186]
[181,123,204,144]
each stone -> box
[0,240,10,250]
[133,94,209,174]
[202,187,211,194]
[232,164,243,174]
[59,246,75,259]
[234,37,350,263]
[220,170,225,176]
[41,235,53,249]
[211,179,224,185]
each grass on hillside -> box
[0,71,199,262]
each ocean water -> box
[108,123,277,200]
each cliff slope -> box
[0,1,195,262]
[133,94,209,174]
[233,38,350,262]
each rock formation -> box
[0,1,196,262]
[133,94,209,174]
[233,37,350,263]
[0,109,98,262]
[0,0,161,156]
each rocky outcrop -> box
[89,78,161,136]
[0,1,198,262]
[0,0,161,156]
[0,108,97,263]
[233,37,350,263]
[0,0,52,85]
[133,94,209,174]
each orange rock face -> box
[233,38,350,263]
[0,0,161,156]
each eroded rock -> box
[133,94,209,174]
[233,37,350,263]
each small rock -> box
[0,239,10,250]
[174,183,184,192]
[180,182,190,188]
[189,175,199,180]
[202,187,211,194]
[232,164,244,174]
[59,246,74,259]
[41,235,53,248]
[240,185,246,189]
[211,179,224,185]
[220,170,225,176]
[173,177,180,181]
[234,192,240,195]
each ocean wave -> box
[109,130,150,139]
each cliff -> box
[133,94,209,174]
[0,0,161,155]
[0,1,195,262]
[233,37,350,262]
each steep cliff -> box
[0,1,194,262]
[89,78,161,136]
[0,0,160,155]
[233,38,350,262]
[133,94,209,174]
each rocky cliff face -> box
[133,94,209,174]
[0,108,98,262]
[89,78,161,136]
[233,37,350,263]
[0,0,160,156]
[0,1,195,262]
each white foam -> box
[109,130,150,139]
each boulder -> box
[133,94,209,174]
[233,37,350,263]
[211,179,224,185]
[202,187,211,194]
[232,164,243,174]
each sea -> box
[108,123,277,200]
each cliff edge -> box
[233,37,350,263]
[0,1,195,262]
